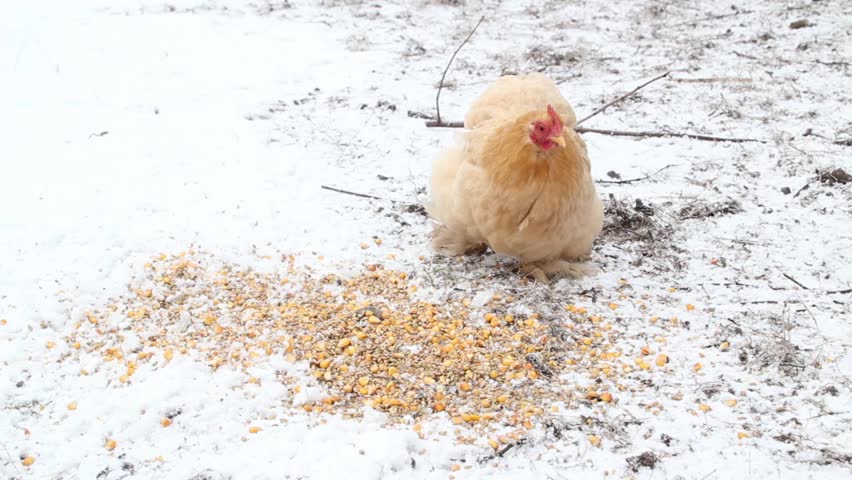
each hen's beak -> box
[549,135,566,148]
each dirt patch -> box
[679,199,743,220]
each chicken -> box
[428,73,603,281]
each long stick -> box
[321,185,385,201]
[434,16,485,125]
[574,71,670,126]
[575,127,764,143]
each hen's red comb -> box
[546,104,564,133]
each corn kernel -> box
[105,439,117,450]
[458,382,471,392]
[698,404,711,413]
[22,456,35,466]
[737,431,750,439]
[692,362,703,372]
[725,399,738,407]
[587,435,601,447]
[249,426,261,434]
[67,401,78,411]
[161,418,172,427]
[488,438,499,450]
[656,354,668,366]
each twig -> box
[699,468,718,480]
[596,164,676,184]
[434,16,485,125]
[424,123,765,143]
[425,120,465,128]
[574,71,670,126]
[575,127,765,143]
[826,288,852,295]
[733,50,759,60]
[795,293,820,331]
[321,185,385,201]
[782,272,810,290]
[669,9,752,28]
[793,180,811,198]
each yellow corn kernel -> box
[67,401,78,411]
[458,382,471,392]
[105,439,117,450]
[686,304,696,311]
[318,359,331,369]
[587,435,601,447]
[488,438,499,450]
[692,362,703,372]
[698,404,711,413]
[22,456,35,466]
[164,348,174,361]
[737,432,750,440]
[725,399,738,407]
[161,418,172,427]
[655,354,669,366]
[338,338,351,349]
[388,366,400,377]
[600,392,613,403]
[433,402,445,412]
[249,426,261,434]
[358,377,369,387]
[719,342,730,351]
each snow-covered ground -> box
[2,0,851,478]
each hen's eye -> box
[536,125,545,132]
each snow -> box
[2,0,851,479]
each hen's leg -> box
[521,259,596,281]
[432,225,485,256]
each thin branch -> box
[782,272,810,290]
[669,9,752,28]
[425,120,465,128]
[434,16,485,124]
[321,185,385,201]
[574,71,670,126]
[424,122,765,143]
[575,127,765,143]
[596,164,677,185]
[826,288,852,295]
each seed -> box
[161,418,173,427]
[488,439,499,450]
[725,399,738,407]
[698,404,711,413]
[737,432,750,440]
[319,359,331,369]
[338,338,351,349]
[587,435,601,446]
[655,354,668,366]
[692,362,703,372]
[67,401,78,411]
[433,402,445,412]
[458,382,471,392]
[358,377,369,387]
[105,439,117,450]
[22,456,35,466]
[249,426,261,434]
